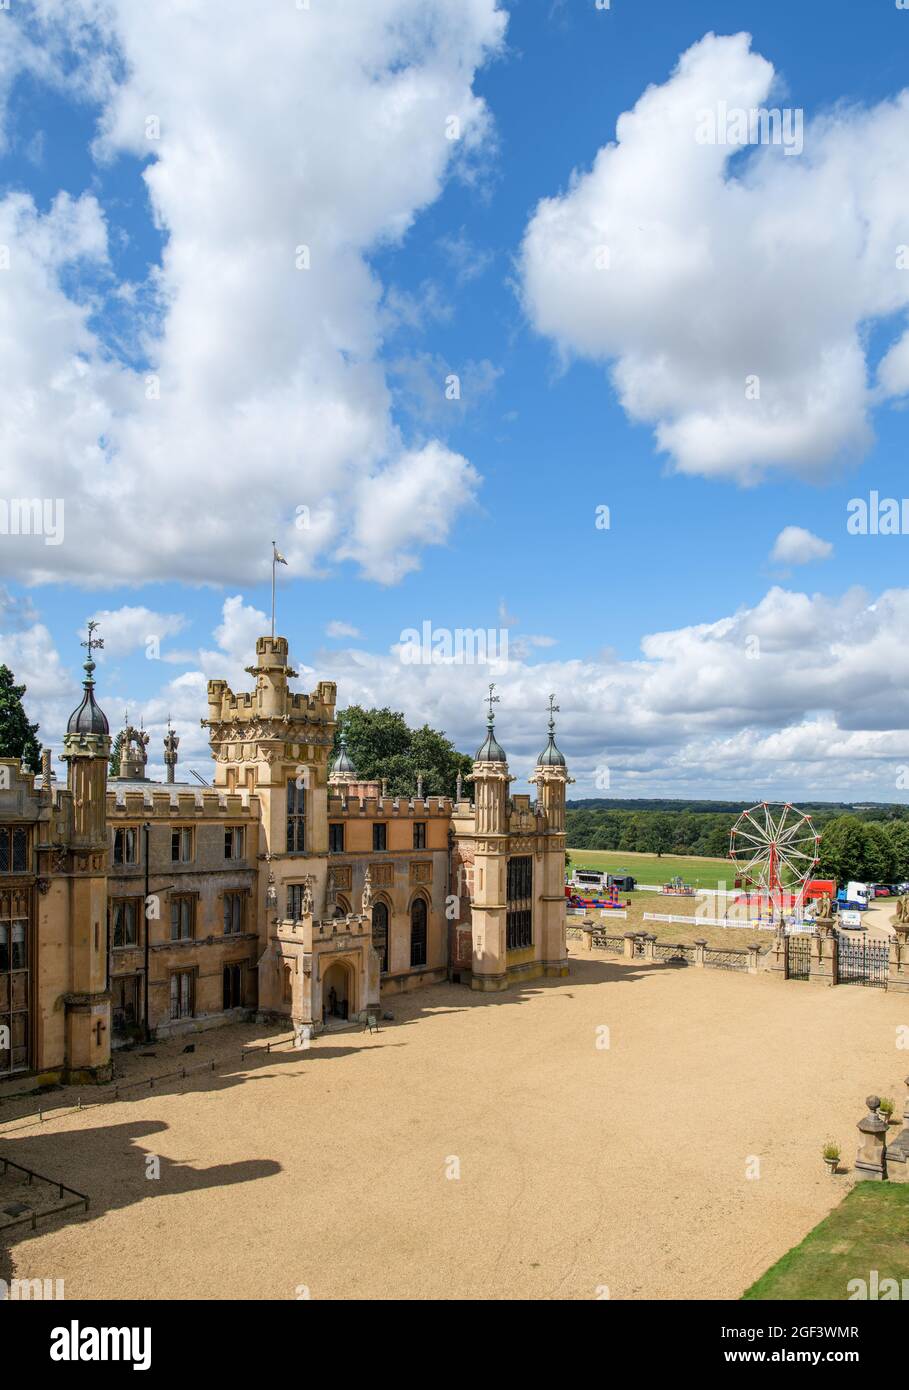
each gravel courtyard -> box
[3,951,907,1301]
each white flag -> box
[273,545,288,565]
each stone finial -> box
[856,1094,888,1181]
[163,719,180,784]
[456,770,463,801]
[416,774,423,801]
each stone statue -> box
[362,866,373,913]
[815,892,832,921]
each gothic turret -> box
[116,721,150,781]
[62,621,111,847]
[471,684,511,839]
[60,621,113,1081]
[530,695,571,833]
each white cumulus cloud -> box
[0,0,506,587]
[770,526,833,565]
[520,31,909,484]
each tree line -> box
[567,803,909,884]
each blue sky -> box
[2,0,909,800]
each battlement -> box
[205,681,337,723]
[327,793,453,819]
[205,633,336,729]
[106,788,261,820]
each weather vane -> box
[81,619,104,657]
[547,693,559,727]
[485,682,500,722]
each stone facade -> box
[0,630,569,1083]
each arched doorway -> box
[372,900,389,974]
[322,960,353,1022]
[410,897,428,968]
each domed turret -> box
[64,622,110,743]
[536,696,565,767]
[474,684,506,763]
[67,653,109,736]
[62,621,111,847]
[329,729,357,783]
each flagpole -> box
[271,541,276,640]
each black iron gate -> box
[787,934,811,981]
[837,934,889,989]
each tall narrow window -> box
[112,899,139,948]
[170,895,194,941]
[410,897,427,968]
[0,828,28,873]
[506,855,533,950]
[171,827,193,863]
[1,912,29,1075]
[113,827,139,866]
[287,884,308,919]
[170,970,193,1020]
[225,826,245,860]
[413,822,426,850]
[372,900,389,974]
[223,963,242,1009]
[329,823,345,853]
[373,823,387,852]
[223,892,243,935]
[287,779,305,853]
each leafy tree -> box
[863,821,895,883]
[334,706,472,799]
[817,816,869,884]
[0,665,41,773]
[885,820,909,880]
[646,812,674,858]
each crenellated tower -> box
[203,635,337,1011]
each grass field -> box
[742,1184,909,1300]
[568,848,733,890]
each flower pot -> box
[824,1157,839,1174]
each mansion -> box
[0,630,570,1084]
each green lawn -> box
[743,1184,909,1300]
[568,847,734,891]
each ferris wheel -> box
[729,802,821,914]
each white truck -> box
[838,881,869,910]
